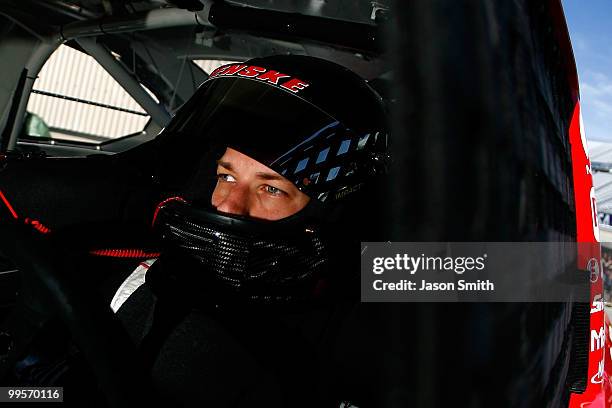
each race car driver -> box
[115,55,390,407]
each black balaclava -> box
[148,55,389,305]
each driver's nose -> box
[213,184,251,216]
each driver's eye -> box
[217,173,236,183]
[263,185,284,196]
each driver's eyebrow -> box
[217,160,285,182]
[255,172,285,181]
[216,160,234,171]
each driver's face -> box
[211,148,310,220]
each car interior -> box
[0,1,596,407]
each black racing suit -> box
[113,253,367,408]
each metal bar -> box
[47,126,115,143]
[59,2,380,54]
[61,5,214,40]
[207,2,382,53]
[34,0,101,21]
[1,69,27,152]
[31,89,148,116]
[6,41,67,151]
[76,38,171,127]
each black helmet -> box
[156,55,389,204]
[150,55,389,303]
